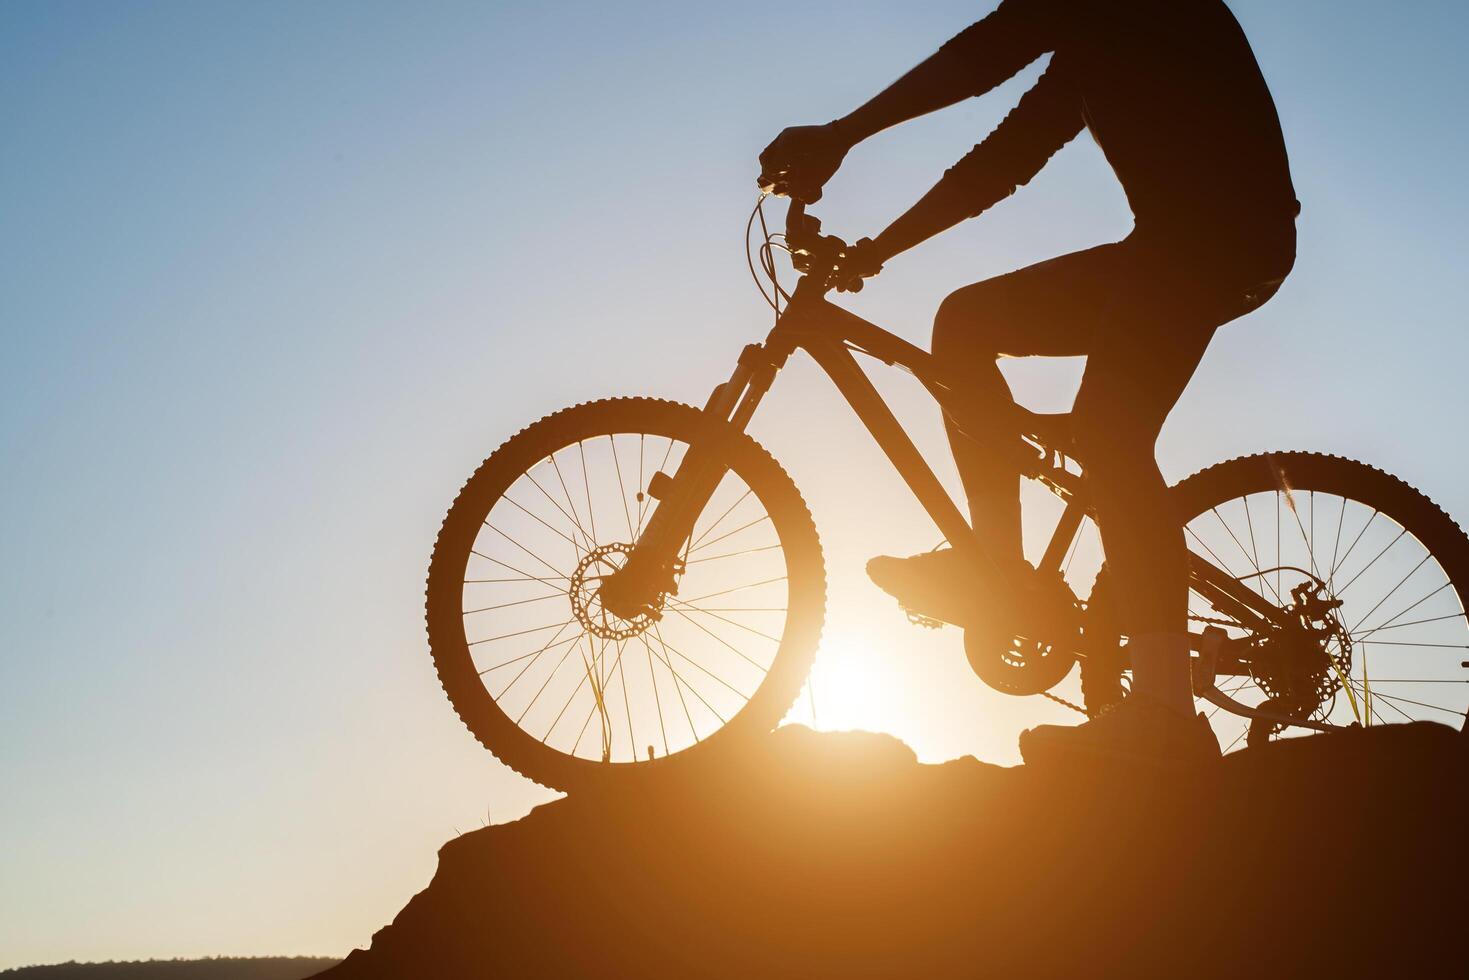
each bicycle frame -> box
[628,260,1338,733]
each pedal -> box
[904,606,945,630]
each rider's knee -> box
[931,290,999,364]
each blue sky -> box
[2,0,1466,968]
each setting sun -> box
[4,1,1468,977]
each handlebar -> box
[785,199,809,241]
[779,198,871,294]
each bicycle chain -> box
[1041,689,1089,716]
[902,612,1226,718]
[1189,613,1241,629]
[1037,615,1235,719]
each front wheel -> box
[1082,452,1469,750]
[426,398,825,791]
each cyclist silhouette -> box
[759,0,1299,765]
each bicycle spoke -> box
[689,488,754,552]
[685,606,787,612]
[647,625,726,725]
[550,451,597,553]
[569,637,625,759]
[1331,509,1379,585]
[463,591,566,616]
[1284,487,1323,582]
[1327,493,1348,593]
[634,435,646,538]
[646,637,670,758]
[1352,685,1415,724]
[677,575,788,606]
[483,522,568,580]
[570,642,602,756]
[470,549,568,588]
[643,628,700,742]
[499,490,584,558]
[1204,677,1260,720]
[1275,490,1281,601]
[1349,580,1454,641]
[684,542,784,565]
[1347,684,1467,719]
[636,436,677,540]
[653,629,754,701]
[616,642,635,760]
[478,629,582,676]
[1349,641,1469,650]
[608,434,636,541]
[470,619,573,646]
[1061,520,1085,576]
[1186,524,1244,582]
[541,634,613,740]
[578,440,598,545]
[687,514,772,555]
[1347,553,1433,635]
[1222,727,1249,754]
[1336,527,1408,597]
[525,468,594,555]
[499,623,582,702]
[1212,503,1282,604]
[666,604,773,673]
[1243,493,1267,593]
[667,599,783,644]
[1356,678,1469,684]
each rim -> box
[457,431,793,765]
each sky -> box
[2,0,1467,969]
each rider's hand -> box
[757,122,851,204]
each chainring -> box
[963,574,1084,697]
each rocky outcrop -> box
[319,723,1466,978]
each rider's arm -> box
[868,61,1084,263]
[758,1,1059,201]
[833,0,1055,145]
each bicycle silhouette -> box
[426,196,1469,791]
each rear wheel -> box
[426,398,825,791]
[1081,452,1469,750]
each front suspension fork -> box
[614,345,781,604]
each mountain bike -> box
[426,196,1469,791]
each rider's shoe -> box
[865,548,1036,628]
[1018,697,1222,769]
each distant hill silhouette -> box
[1,959,338,980]
[318,723,1465,978]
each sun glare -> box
[789,629,894,733]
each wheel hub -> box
[570,543,665,640]
[1249,579,1351,713]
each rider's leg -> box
[1070,323,1217,715]
[931,329,1022,561]
[929,242,1219,717]
[868,245,1126,624]
[929,249,1108,562]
